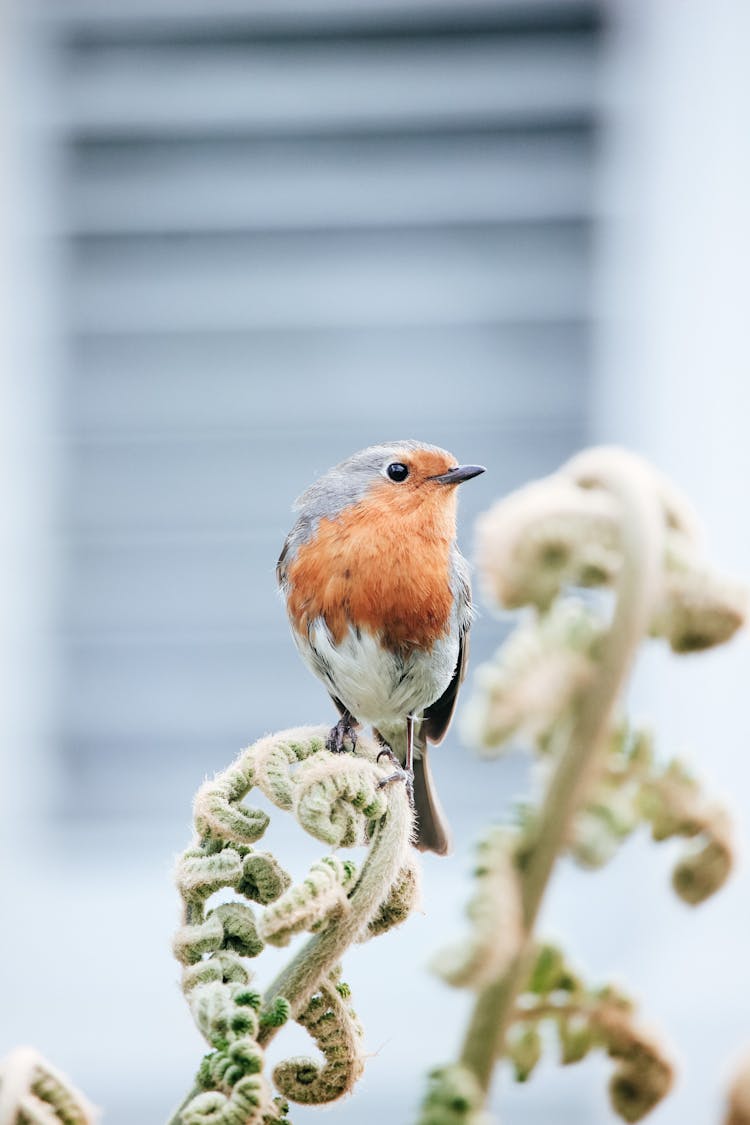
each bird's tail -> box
[412,729,451,856]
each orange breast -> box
[286,482,457,652]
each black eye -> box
[387,462,409,482]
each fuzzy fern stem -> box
[258,776,413,1046]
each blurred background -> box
[1,0,749,1121]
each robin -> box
[277,441,485,855]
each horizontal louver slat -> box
[69,227,589,333]
[65,326,587,432]
[66,135,593,235]
[61,39,596,136]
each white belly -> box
[296,619,459,728]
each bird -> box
[276,441,485,855]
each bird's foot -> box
[326,714,358,754]
[376,745,399,768]
[376,747,414,801]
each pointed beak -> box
[430,464,486,485]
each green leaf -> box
[528,945,564,995]
[559,1018,595,1064]
[509,1026,542,1082]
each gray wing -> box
[422,549,473,745]
[276,536,291,590]
[422,630,469,745]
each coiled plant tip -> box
[417,1065,491,1125]
[0,1047,97,1125]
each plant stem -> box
[258,781,412,1047]
[458,453,664,1099]
[166,1085,200,1125]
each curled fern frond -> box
[508,945,674,1123]
[460,599,602,755]
[417,1065,491,1125]
[475,447,744,650]
[569,723,735,902]
[0,1047,96,1125]
[272,969,365,1105]
[430,827,522,989]
[365,853,422,938]
[259,856,358,947]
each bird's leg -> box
[376,716,415,801]
[405,713,415,773]
[326,710,359,754]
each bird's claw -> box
[377,763,415,802]
[326,715,358,754]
